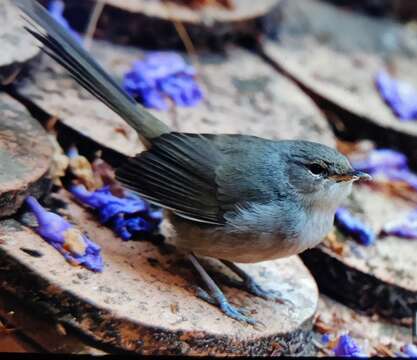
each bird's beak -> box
[331,170,372,182]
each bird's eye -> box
[308,163,327,176]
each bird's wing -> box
[116,133,285,225]
[116,132,226,225]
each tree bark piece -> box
[16,41,335,157]
[262,0,417,167]
[0,290,106,354]
[302,184,417,321]
[0,190,319,356]
[0,0,40,85]
[0,94,52,217]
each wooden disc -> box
[0,190,318,356]
[0,94,52,217]
[314,295,410,357]
[262,0,417,165]
[104,0,280,24]
[16,41,335,157]
[70,0,282,47]
[0,0,40,84]
[302,184,417,321]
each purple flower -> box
[350,149,407,173]
[335,208,375,246]
[384,168,417,192]
[48,0,82,43]
[321,333,331,346]
[25,196,103,272]
[350,148,417,192]
[332,334,367,357]
[375,70,417,121]
[123,52,203,110]
[67,145,79,159]
[70,185,162,241]
[402,344,417,358]
[380,210,417,239]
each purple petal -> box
[333,335,367,357]
[67,145,79,159]
[403,344,417,358]
[111,216,133,241]
[71,185,161,241]
[26,196,71,246]
[48,0,82,43]
[375,70,417,121]
[25,196,103,272]
[321,333,331,346]
[385,168,417,191]
[350,149,408,173]
[141,88,169,110]
[159,75,203,107]
[335,208,375,246]
[380,210,417,239]
[122,52,203,110]
[143,52,190,79]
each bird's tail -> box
[16,0,171,145]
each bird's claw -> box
[218,300,257,325]
[195,286,217,305]
[246,281,279,299]
[195,286,257,324]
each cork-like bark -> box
[0,94,52,217]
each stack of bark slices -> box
[263,0,417,166]
[260,0,417,322]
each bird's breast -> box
[162,209,332,263]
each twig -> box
[84,0,106,50]
[163,1,202,79]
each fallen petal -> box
[335,208,375,246]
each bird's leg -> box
[187,253,256,324]
[221,260,287,304]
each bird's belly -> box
[162,210,332,263]
[163,217,316,264]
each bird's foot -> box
[194,286,256,324]
[243,280,293,306]
[245,280,282,300]
[220,260,294,306]
[218,300,257,324]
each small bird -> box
[17,0,371,324]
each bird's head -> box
[284,141,372,209]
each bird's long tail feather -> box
[16,0,171,144]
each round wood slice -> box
[0,189,318,356]
[16,41,335,158]
[0,93,52,217]
[0,0,40,85]
[104,0,280,24]
[301,183,417,321]
[262,0,417,166]
[68,0,282,47]
[314,295,411,357]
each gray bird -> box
[16,0,371,324]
